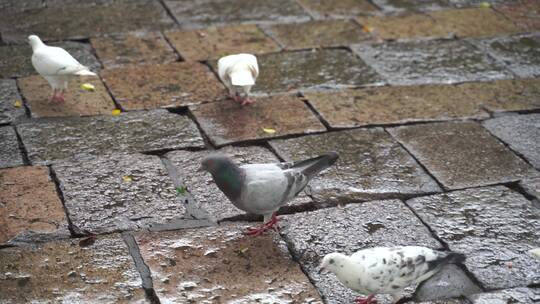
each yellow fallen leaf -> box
[240,247,249,254]
[80,83,95,92]
[362,25,373,33]
[479,2,490,8]
[262,128,276,134]
[13,100,22,108]
[122,175,133,182]
[111,109,121,116]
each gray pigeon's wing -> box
[277,152,338,181]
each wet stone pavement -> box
[0,0,539,303]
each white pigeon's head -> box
[27,35,44,50]
[319,252,349,274]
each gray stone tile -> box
[483,114,540,170]
[520,177,540,202]
[17,109,204,164]
[407,186,540,290]
[280,200,442,304]
[163,0,310,29]
[53,153,186,234]
[473,33,540,78]
[448,0,515,8]
[165,146,312,222]
[468,288,540,304]
[0,79,25,125]
[0,126,23,169]
[353,40,512,85]
[372,0,452,12]
[226,49,384,94]
[270,128,441,204]
[388,121,532,190]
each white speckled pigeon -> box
[530,248,540,260]
[28,35,96,103]
[217,53,259,106]
[200,152,338,236]
[320,246,466,304]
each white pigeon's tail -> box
[75,69,97,76]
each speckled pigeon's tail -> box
[295,151,339,180]
[447,252,466,264]
[427,251,466,273]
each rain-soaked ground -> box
[1,0,540,303]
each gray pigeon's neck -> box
[212,162,243,202]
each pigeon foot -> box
[354,295,377,304]
[246,213,278,237]
[240,97,255,106]
[50,91,65,103]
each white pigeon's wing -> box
[242,54,258,79]
[32,46,86,76]
[217,55,235,89]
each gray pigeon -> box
[320,246,466,304]
[200,152,338,236]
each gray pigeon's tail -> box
[291,152,338,180]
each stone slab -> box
[0,79,26,125]
[296,0,379,18]
[428,8,521,38]
[483,114,540,169]
[101,62,225,110]
[0,41,100,78]
[91,32,177,69]
[305,84,488,128]
[53,153,185,234]
[407,186,540,289]
[234,49,383,94]
[497,0,540,32]
[371,0,452,12]
[473,33,540,78]
[0,0,174,43]
[469,288,540,304]
[190,95,326,146]
[165,24,280,62]
[520,177,540,202]
[165,146,313,222]
[262,20,370,50]
[389,121,532,189]
[353,39,512,85]
[270,128,441,204]
[135,223,323,303]
[163,0,310,29]
[17,109,204,164]
[280,200,442,304]
[18,75,115,118]
[0,126,24,169]
[357,14,450,41]
[0,234,147,302]
[0,165,69,245]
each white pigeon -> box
[28,35,97,103]
[200,152,338,236]
[529,248,540,260]
[217,53,259,106]
[320,246,466,304]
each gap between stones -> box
[13,126,30,165]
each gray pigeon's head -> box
[200,154,236,175]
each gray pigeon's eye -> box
[329,259,335,264]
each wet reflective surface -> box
[0,127,24,169]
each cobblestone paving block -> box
[280,200,442,304]
[91,32,177,69]
[458,78,540,113]
[305,84,488,128]
[0,0,44,14]
[483,114,540,170]
[190,95,326,146]
[389,121,532,190]
[135,223,323,303]
[407,186,540,290]
[428,8,521,38]
[448,0,511,7]
[0,234,147,302]
[232,49,384,93]
[473,33,540,78]
[166,146,313,222]
[353,40,512,85]
[468,288,540,304]
[17,109,204,164]
[18,75,115,118]
[496,0,540,32]
[163,0,310,29]
[165,24,280,62]
[101,62,225,110]
[0,41,100,78]
[53,153,185,234]
[371,0,452,12]
[296,0,379,18]
[0,0,174,43]
[520,177,540,202]
[0,126,24,169]
[270,128,441,204]
[357,14,450,41]
[0,166,69,245]
[262,20,370,50]
[0,79,25,125]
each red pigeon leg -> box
[354,295,377,304]
[246,213,278,236]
